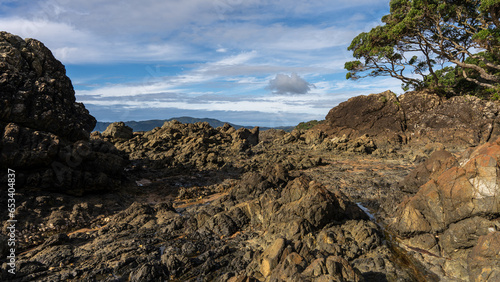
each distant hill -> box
[93,117,294,132]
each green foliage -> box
[485,84,500,100]
[295,120,324,131]
[423,50,500,97]
[344,0,500,96]
[423,66,482,97]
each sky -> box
[0,0,403,127]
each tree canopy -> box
[345,0,500,96]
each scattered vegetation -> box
[295,120,324,131]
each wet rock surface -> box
[2,33,500,282]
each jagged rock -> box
[230,129,258,154]
[129,263,167,282]
[268,176,368,232]
[230,164,289,201]
[260,237,286,277]
[105,120,260,172]
[327,256,365,281]
[270,252,306,280]
[320,134,377,154]
[0,32,126,195]
[392,137,500,236]
[467,231,500,281]
[390,136,500,280]
[304,129,325,145]
[101,121,133,141]
[440,217,499,256]
[259,128,287,143]
[0,31,95,141]
[398,149,458,193]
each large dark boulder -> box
[101,122,133,141]
[0,32,126,195]
[0,31,95,142]
[325,90,405,142]
[321,90,500,150]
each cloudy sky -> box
[0,0,402,127]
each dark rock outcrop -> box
[320,90,500,152]
[99,120,259,172]
[0,32,126,195]
[0,32,95,141]
[101,121,133,141]
[324,90,405,146]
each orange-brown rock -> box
[393,137,500,236]
[398,149,458,193]
[390,137,500,280]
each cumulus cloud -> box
[267,73,315,94]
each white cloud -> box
[78,90,340,120]
[0,17,194,63]
[0,17,93,45]
[267,73,315,94]
[1,0,388,63]
[211,51,258,66]
[197,24,358,53]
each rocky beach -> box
[1,31,500,282]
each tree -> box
[345,0,500,93]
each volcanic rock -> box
[0,32,126,195]
[467,231,500,281]
[103,120,260,173]
[0,31,95,141]
[324,90,404,144]
[101,121,133,141]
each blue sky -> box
[0,0,402,127]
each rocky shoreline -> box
[2,32,500,281]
